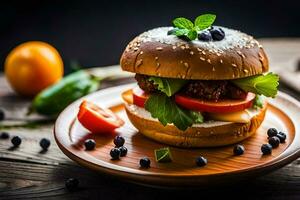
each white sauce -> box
[137,26,260,52]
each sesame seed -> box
[197,48,202,52]
[216,53,221,56]
[202,51,206,55]
[156,47,163,51]
[184,62,189,68]
[207,59,211,64]
[180,46,185,50]
[212,67,215,71]
[244,69,248,73]
[180,60,183,64]
[232,63,237,67]
[200,57,205,61]
[155,57,158,60]
[156,63,160,67]
[140,51,143,55]
[190,51,194,55]
[220,59,223,63]
[136,59,143,67]
[133,47,139,51]
[172,46,176,50]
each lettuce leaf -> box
[231,73,279,98]
[149,77,187,97]
[144,93,203,131]
[253,95,265,109]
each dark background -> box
[1,0,300,72]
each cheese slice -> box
[208,108,260,123]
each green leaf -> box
[194,14,216,31]
[145,93,203,130]
[149,77,187,97]
[190,111,204,123]
[174,28,189,36]
[155,147,172,163]
[173,17,194,30]
[187,30,197,40]
[231,73,279,98]
[253,95,265,109]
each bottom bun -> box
[124,103,267,148]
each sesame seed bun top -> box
[120,26,269,80]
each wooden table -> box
[1,39,300,200]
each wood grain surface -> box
[54,84,300,187]
[0,39,300,199]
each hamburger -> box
[120,14,279,148]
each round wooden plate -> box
[54,83,300,187]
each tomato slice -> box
[175,93,255,113]
[131,87,255,113]
[132,87,149,107]
[77,100,124,134]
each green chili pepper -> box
[30,70,100,116]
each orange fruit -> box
[4,41,64,96]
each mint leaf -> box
[253,95,265,109]
[173,17,194,30]
[194,14,216,31]
[187,30,197,40]
[174,28,189,36]
[231,73,279,98]
[149,76,187,97]
[145,93,203,130]
[155,147,172,163]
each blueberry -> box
[119,146,128,157]
[277,132,287,143]
[39,138,51,150]
[195,156,207,167]
[84,139,96,150]
[0,109,4,121]
[267,128,278,137]
[261,144,272,155]
[209,27,225,41]
[198,30,212,41]
[0,132,9,139]
[233,144,245,156]
[140,157,151,168]
[11,136,21,147]
[268,136,280,148]
[113,136,125,147]
[65,178,79,191]
[110,147,121,160]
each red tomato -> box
[175,93,255,113]
[77,100,124,134]
[132,87,149,107]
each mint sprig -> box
[194,14,216,31]
[170,14,216,41]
